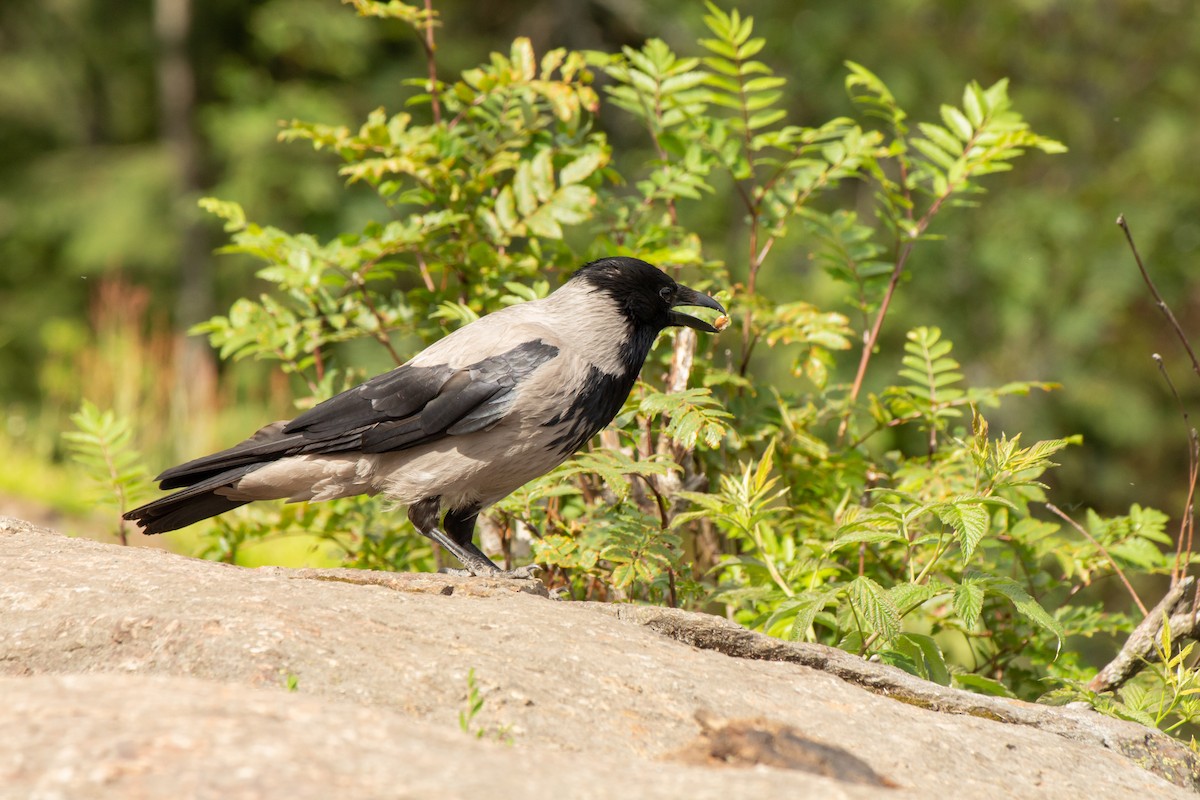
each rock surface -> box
[0,516,1195,799]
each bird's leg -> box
[408,498,499,575]
[443,505,539,580]
[407,498,538,580]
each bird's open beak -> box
[669,285,727,334]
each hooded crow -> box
[124,256,727,577]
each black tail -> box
[125,421,303,535]
[156,421,300,489]
[124,466,260,534]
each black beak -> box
[668,284,727,333]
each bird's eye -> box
[659,286,674,302]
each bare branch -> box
[1119,215,1200,380]
[1089,577,1198,693]
[1152,354,1200,583]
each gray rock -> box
[0,516,1194,798]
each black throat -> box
[544,319,659,456]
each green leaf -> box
[963,83,986,127]
[747,109,787,130]
[199,197,248,232]
[778,588,842,641]
[640,387,732,450]
[918,123,963,158]
[954,673,1017,698]
[513,161,538,217]
[559,151,606,185]
[830,527,907,550]
[495,186,518,233]
[953,579,985,629]
[936,501,990,562]
[986,577,1065,651]
[886,633,951,686]
[64,401,154,521]
[530,148,556,203]
[887,582,946,615]
[941,104,975,141]
[847,576,901,642]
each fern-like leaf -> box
[63,401,154,543]
[639,386,732,450]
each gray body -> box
[124,257,725,576]
[226,283,630,511]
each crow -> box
[124,256,727,577]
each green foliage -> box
[120,1,1191,743]
[458,667,485,735]
[458,667,513,743]
[1046,617,1200,740]
[638,386,732,450]
[63,400,154,544]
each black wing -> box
[156,339,559,489]
[287,338,559,451]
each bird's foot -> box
[438,563,542,580]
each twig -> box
[415,251,436,293]
[352,269,405,366]
[1152,354,1200,584]
[420,0,441,125]
[837,210,932,440]
[1118,215,1200,380]
[1121,216,1200,603]
[839,124,989,442]
[1045,502,1148,616]
[636,473,671,531]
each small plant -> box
[1128,617,1200,736]
[1046,616,1200,746]
[63,400,154,545]
[458,668,513,743]
[458,667,485,735]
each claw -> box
[437,563,541,580]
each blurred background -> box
[3,0,1199,546]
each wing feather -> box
[292,338,559,453]
[153,339,560,489]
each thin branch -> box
[419,0,441,125]
[415,251,437,293]
[1153,353,1200,584]
[1045,502,1148,616]
[838,194,946,442]
[1119,214,1200,380]
[839,119,993,442]
[351,268,405,366]
[1122,216,1200,606]
[636,473,671,531]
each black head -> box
[570,257,726,333]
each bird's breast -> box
[538,365,636,456]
